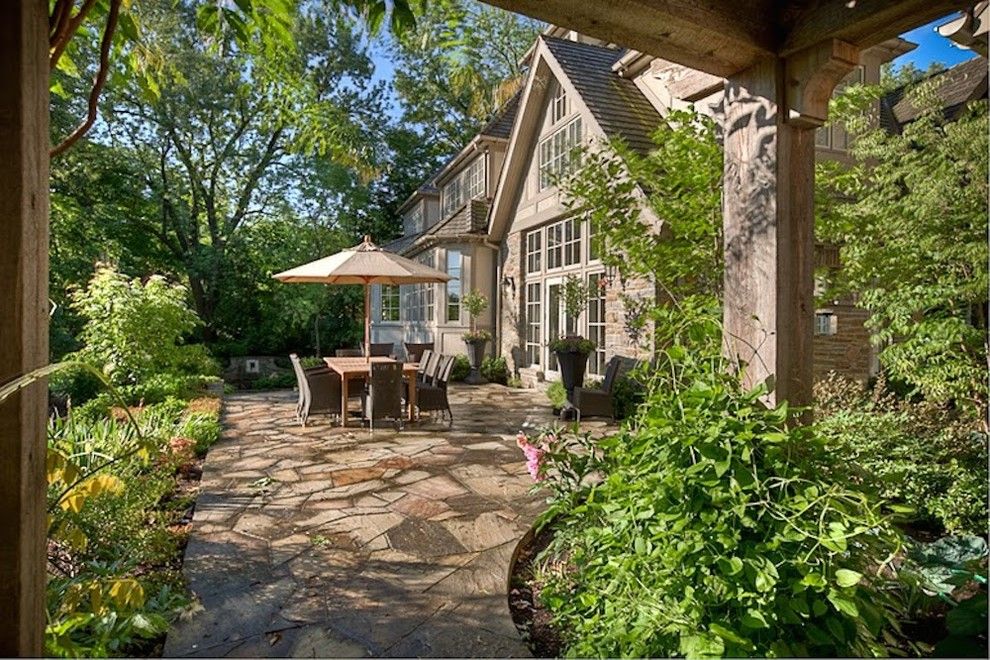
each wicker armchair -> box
[367,342,394,357]
[573,356,635,422]
[404,342,434,363]
[290,353,342,426]
[417,354,455,423]
[362,361,405,431]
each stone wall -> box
[499,231,525,374]
[604,272,655,362]
[813,304,874,383]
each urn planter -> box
[550,336,594,420]
[464,337,488,385]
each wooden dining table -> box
[323,357,419,426]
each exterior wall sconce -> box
[502,275,515,293]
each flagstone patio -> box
[164,384,613,658]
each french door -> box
[544,277,579,372]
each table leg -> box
[341,375,349,427]
[408,377,417,422]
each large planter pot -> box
[464,338,488,384]
[555,348,590,419]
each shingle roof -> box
[381,232,423,255]
[480,91,522,139]
[543,37,661,154]
[881,57,988,133]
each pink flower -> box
[516,432,529,449]
[522,444,545,481]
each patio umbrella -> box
[273,235,451,360]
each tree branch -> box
[50,0,121,158]
[49,0,98,71]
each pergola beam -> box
[482,0,778,77]
[782,0,975,55]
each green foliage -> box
[68,265,217,389]
[449,355,471,382]
[387,0,542,153]
[548,336,595,355]
[610,372,646,420]
[560,274,590,319]
[818,78,988,411]
[250,372,298,390]
[814,374,988,536]
[462,289,489,318]
[533,318,908,658]
[546,381,567,409]
[480,356,509,385]
[563,109,722,348]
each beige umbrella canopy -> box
[274,236,451,359]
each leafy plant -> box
[480,355,510,384]
[548,336,595,355]
[815,373,988,535]
[449,355,471,382]
[462,290,490,343]
[546,381,567,409]
[532,321,909,658]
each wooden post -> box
[722,41,856,409]
[0,0,50,655]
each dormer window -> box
[551,83,568,124]
[404,204,424,235]
[442,155,486,217]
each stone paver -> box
[165,384,612,658]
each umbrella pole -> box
[364,281,370,363]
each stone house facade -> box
[372,26,936,387]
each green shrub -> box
[449,355,471,382]
[299,356,324,369]
[546,381,566,409]
[480,356,509,384]
[815,374,988,536]
[249,372,297,389]
[176,412,222,456]
[531,345,907,658]
[49,366,104,406]
[67,265,218,386]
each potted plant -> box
[550,275,594,418]
[462,289,491,384]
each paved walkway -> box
[165,384,611,657]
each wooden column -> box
[722,41,856,409]
[0,0,50,655]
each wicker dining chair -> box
[362,361,405,432]
[290,353,342,426]
[417,354,455,423]
[367,342,394,358]
[335,348,363,357]
[404,342,434,363]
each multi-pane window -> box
[588,219,601,261]
[402,285,417,322]
[815,312,837,336]
[587,273,606,375]
[420,252,435,323]
[539,117,583,190]
[446,249,462,322]
[550,83,568,124]
[404,204,424,235]
[442,157,486,217]
[381,285,400,322]
[526,231,542,274]
[525,283,542,366]
[546,222,562,269]
[563,218,581,266]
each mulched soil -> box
[508,524,565,658]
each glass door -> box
[544,278,580,372]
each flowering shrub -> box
[515,426,611,506]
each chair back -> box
[601,356,623,393]
[335,348,362,357]
[420,350,440,382]
[289,353,311,403]
[367,362,404,420]
[434,355,456,388]
[417,349,434,375]
[404,342,434,363]
[368,342,394,357]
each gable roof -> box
[880,57,988,133]
[543,37,661,155]
[480,91,523,139]
[487,36,662,241]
